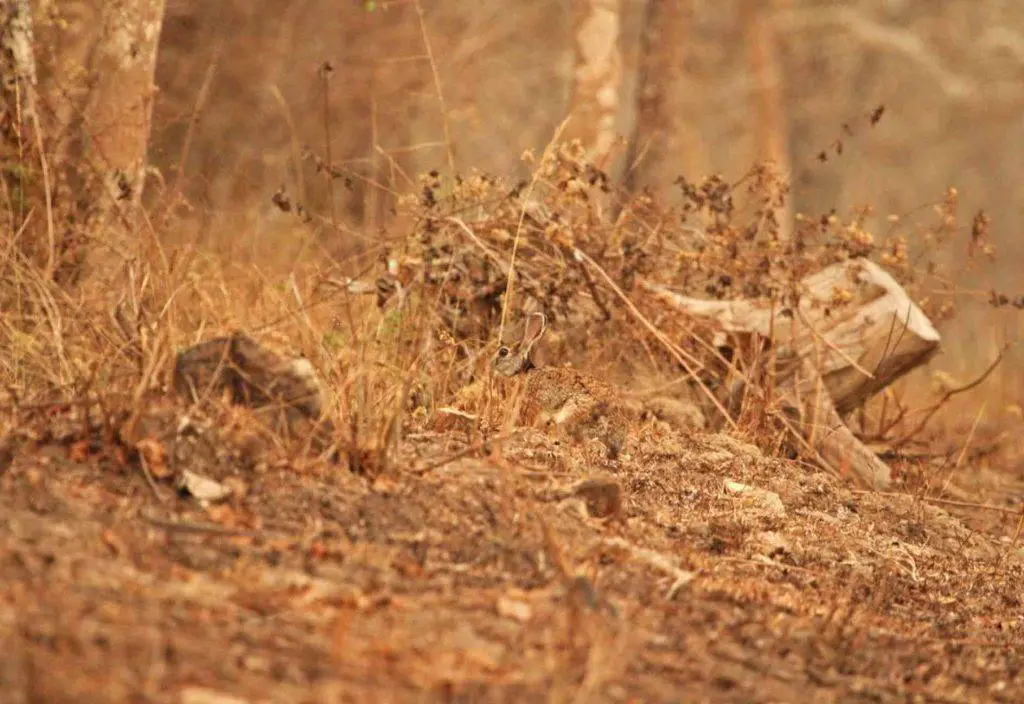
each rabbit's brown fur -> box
[493,313,630,458]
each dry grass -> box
[0,114,1008,485]
[3,120,1024,701]
[3,5,1024,700]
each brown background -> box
[151,0,1024,401]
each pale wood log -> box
[645,258,940,410]
[645,258,941,489]
[789,360,894,489]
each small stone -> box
[177,470,233,504]
[724,480,785,517]
[573,477,623,518]
[496,594,533,622]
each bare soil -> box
[1,396,1023,703]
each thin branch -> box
[852,490,1023,516]
[892,346,1007,448]
[136,452,168,504]
[575,249,737,430]
[779,7,979,100]
[412,431,522,475]
[498,116,572,341]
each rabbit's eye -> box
[497,346,510,358]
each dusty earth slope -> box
[1,390,1022,703]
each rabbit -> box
[492,312,630,458]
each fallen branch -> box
[646,258,942,489]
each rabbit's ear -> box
[522,312,547,349]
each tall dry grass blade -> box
[413,0,456,177]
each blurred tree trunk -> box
[626,0,706,202]
[3,0,166,283]
[0,1,36,108]
[567,0,622,167]
[742,0,792,241]
[1,0,48,267]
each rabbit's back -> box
[520,367,630,458]
[524,366,617,407]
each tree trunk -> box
[742,0,792,241]
[626,0,706,200]
[566,0,623,167]
[82,0,167,211]
[1,1,36,105]
[1,0,49,268]
[6,0,166,283]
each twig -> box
[892,346,1006,448]
[575,249,738,430]
[499,116,572,343]
[319,62,337,226]
[852,490,1021,515]
[412,430,522,475]
[937,402,985,496]
[770,406,851,485]
[446,217,511,274]
[413,0,456,176]
[141,510,282,538]
[137,452,168,504]
[0,392,132,413]
[268,81,307,206]
[171,48,219,207]
[601,536,696,599]
[568,249,611,321]
[28,102,55,279]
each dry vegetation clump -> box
[0,127,998,485]
[257,137,989,474]
[5,2,1024,699]
[3,94,1022,699]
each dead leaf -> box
[68,440,90,463]
[136,437,171,478]
[100,529,125,557]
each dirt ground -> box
[1,395,1023,704]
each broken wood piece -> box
[645,258,940,489]
[789,360,894,489]
[646,258,940,410]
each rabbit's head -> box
[493,312,547,377]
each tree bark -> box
[626,0,706,199]
[566,0,623,166]
[742,0,792,241]
[1,0,50,267]
[1,1,37,102]
[7,0,166,282]
[83,0,167,210]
